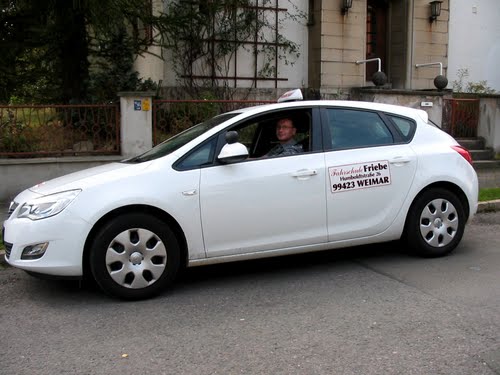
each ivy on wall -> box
[153,0,306,99]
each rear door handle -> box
[291,169,317,178]
[389,156,411,165]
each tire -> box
[89,213,180,300]
[405,188,466,258]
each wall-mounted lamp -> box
[429,1,443,23]
[341,0,353,15]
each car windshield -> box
[123,113,238,163]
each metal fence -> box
[442,98,480,138]
[0,104,120,158]
[152,99,274,145]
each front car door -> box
[198,107,328,257]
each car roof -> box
[226,100,429,123]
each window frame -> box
[381,113,417,142]
[173,106,322,171]
[320,107,416,152]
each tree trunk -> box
[55,1,89,103]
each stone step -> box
[456,137,485,150]
[473,160,500,170]
[470,149,495,161]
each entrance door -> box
[366,0,388,81]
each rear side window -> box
[326,109,394,150]
[387,115,416,141]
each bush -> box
[452,68,496,95]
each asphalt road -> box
[1,212,499,375]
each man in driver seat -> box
[266,118,304,157]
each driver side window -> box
[231,109,312,159]
[175,108,313,170]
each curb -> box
[2,200,499,268]
[477,199,500,213]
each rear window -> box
[386,115,416,141]
[326,109,394,150]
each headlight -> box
[17,190,81,220]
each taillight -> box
[451,145,473,165]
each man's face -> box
[276,119,296,143]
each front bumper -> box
[3,209,92,277]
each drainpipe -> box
[406,0,414,89]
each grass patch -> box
[479,188,500,202]
[0,230,4,251]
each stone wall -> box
[316,0,365,92]
[351,88,449,126]
[411,0,449,90]
[0,156,123,203]
[478,96,500,154]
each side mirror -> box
[218,131,249,164]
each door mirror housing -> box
[218,131,249,164]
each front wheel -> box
[404,188,466,257]
[89,213,180,300]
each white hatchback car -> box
[3,90,478,299]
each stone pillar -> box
[118,91,155,158]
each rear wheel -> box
[90,213,180,300]
[405,188,466,257]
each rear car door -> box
[322,108,418,241]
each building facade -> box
[309,0,449,94]
[134,1,498,96]
[448,0,500,92]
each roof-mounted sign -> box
[277,89,303,103]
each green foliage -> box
[452,68,496,95]
[87,30,158,103]
[466,81,496,95]
[0,0,159,104]
[479,188,500,202]
[0,109,35,152]
[160,0,305,99]
[154,98,220,144]
[8,48,61,104]
[0,0,303,104]
[0,105,122,156]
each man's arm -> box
[279,143,303,156]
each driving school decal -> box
[329,160,392,193]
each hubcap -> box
[419,198,458,248]
[105,228,167,289]
[433,218,443,229]
[129,252,144,265]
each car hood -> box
[26,162,147,197]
